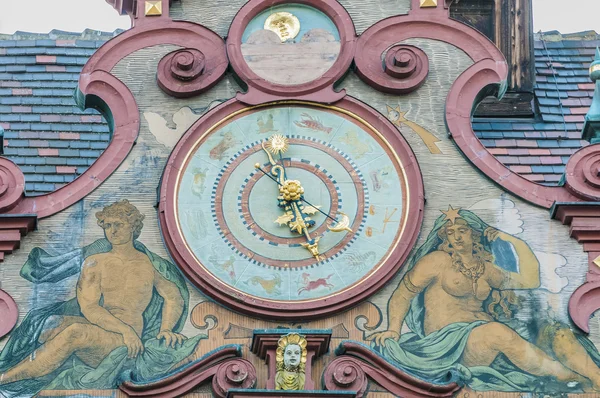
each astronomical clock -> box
[160,101,423,318]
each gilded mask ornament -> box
[275,333,307,390]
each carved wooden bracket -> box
[251,329,332,390]
[552,203,600,333]
[323,342,460,398]
[549,143,600,332]
[119,345,257,398]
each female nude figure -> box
[369,207,600,392]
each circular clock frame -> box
[159,98,424,319]
[226,0,356,96]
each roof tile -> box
[0,30,118,194]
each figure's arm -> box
[368,252,441,346]
[77,257,144,357]
[485,227,540,290]
[153,269,187,348]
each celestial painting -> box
[368,206,600,393]
[241,4,341,85]
[0,200,203,397]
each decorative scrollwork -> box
[323,357,368,397]
[212,359,257,398]
[384,45,429,83]
[0,157,25,213]
[0,288,18,338]
[564,144,600,201]
[355,39,429,94]
[157,47,226,98]
[169,49,206,81]
[569,280,600,333]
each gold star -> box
[386,105,408,128]
[441,205,461,224]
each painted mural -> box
[369,206,600,393]
[0,201,203,397]
[240,4,341,85]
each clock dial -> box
[176,104,406,302]
[161,99,423,318]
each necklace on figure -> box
[457,261,485,294]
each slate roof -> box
[473,31,599,185]
[0,30,121,195]
[0,29,597,193]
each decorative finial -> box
[582,47,600,143]
[590,47,600,82]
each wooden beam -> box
[494,0,535,92]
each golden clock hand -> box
[261,142,285,184]
[254,164,353,233]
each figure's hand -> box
[484,227,510,242]
[122,329,144,358]
[157,330,187,349]
[365,330,400,348]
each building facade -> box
[1,0,600,396]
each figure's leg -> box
[38,315,90,343]
[549,326,600,390]
[0,323,123,384]
[462,322,585,383]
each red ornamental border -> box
[159,97,424,320]
[226,0,356,104]
[0,288,18,338]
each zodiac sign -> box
[366,207,400,237]
[247,274,283,295]
[343,251,376,272]
[209,245,236,282]
[257,113,277,134]
[209,131,241,161]
[297,273,334,295]
[294,113,333,134]
[339,131,371,158]
[369,167,392,192]
[386,105,442,155]
[183,209,208,240]
[191,167,209,198]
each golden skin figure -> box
[275,333,307,390]
[369,216,600,391]
[0,201,187,383]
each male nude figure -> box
[0,200,187,383]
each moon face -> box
[264,12,301,42]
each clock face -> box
[161,101,423,318]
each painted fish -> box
[294,113,332,134]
